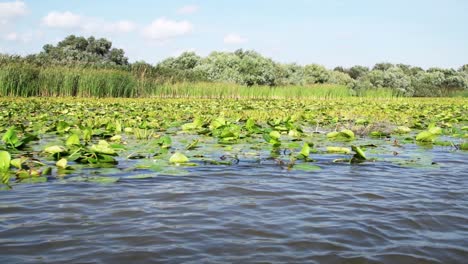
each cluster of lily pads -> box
[0,97,466,188]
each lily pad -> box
[169,152,189,164]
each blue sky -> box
[0,0,467,68]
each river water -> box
[1,146,467,263]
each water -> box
[1,147,467,263]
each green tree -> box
[303,64,330,84]
[35,35,129,66]
[348,65,369,79]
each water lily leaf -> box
[186,139,199,150]
[10,157,28,169]
[169,152,189,164]
[326,146,351,154]
[89,140,116,155]
[428,126,442,135]
[460,142,468,151]
[158,135,172,148]
[42,167,52,175]
[269,130,281,140]
[297,142,310,159]
[0,151,11,171]
[66,134,81,146]
[44,145,67,154]
[18,176,47,184]
[96,154,118,164]
[56,121,70,133]
[2,127,19,146]
[210,117,226,130]
[351,145,367,160]
[68,176,119,184]
[126,173,157,179]
[110,135,122,142]
[293,163,322,172]
[182,117,204,131]
[16,170,30,179]
[326,131,340,138]
[394,126,411,134]
[83,127,93,142]
[327,129,355,141]
[370,131,389,137]
[416,131,437,142]
[340,129,355,139]
[56,158,68,169]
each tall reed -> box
[0,63,403,99]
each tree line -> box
[1,35,467,97]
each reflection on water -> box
[0,149,467,263]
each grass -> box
[1,63,463,99]
[0,63,402,99]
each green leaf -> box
[210,117,226,130]
[327,129,355,141]
[428,126,442,135]
[110,135,122,141]
[416,131,437,142]
[326,146,351,154]
[169,152,189,164]
[186,139,199,150]
[394,126,411,134]
[44,145,67,154]
[340,129,355,139]
[2,127,19,146]
[351,145,367,160]
[294,163,322,172]
[66,134,81,146]
[158,135,172,148]
[10,157,27,169]
[269,130,281,140]
[56,121,70,133]
[0,151,11,171]
[68,176,119,184]
[18,176,47,184]
[298,142,310,158]
[89,140,116,155]
[326,131,340,138]
[56,158,68,169]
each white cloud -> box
[42,11,81,29]
[112,20,136,33]
[42,11,136,34]
[142,18,192,41]
[223,33,248,44]
[177,5,199,15]
[2,31,34,43]
[4,32,17,41]
[0,1,27,28]
[0,1,27,20]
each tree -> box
[348,65,369,79]
[373,62,394,71]
[356,67,413,95]
[328,71,354,86]
[159,52,201,70]
[35,35,129,66]
[276,63,305,85]
[303,64,330,84]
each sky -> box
[0,0,467,68]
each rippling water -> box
[1,148,467,263]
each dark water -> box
[1,148,467,263]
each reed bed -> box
[0,63,401,99]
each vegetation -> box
[0,97,466,187]
[1,35,467,98]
